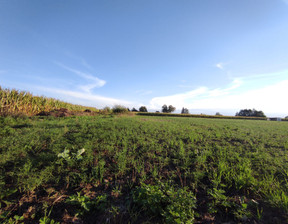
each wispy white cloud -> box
[41,62,132,108]
[149,87,208,109]
[63,52,94,70]
[81,59,94,70]
[136,90,153,96]
[241,69,288,80]
[177,80,195,88]
[178,84,195,88]
[216,62,224,70]
[149,71,288,116]
[191,80,288,115]
[39,87,132,108]
[215,62,232,71]
[208,78,243,97]
[150,78,243,109]
[56,62,106,93]
[282,0,288,5]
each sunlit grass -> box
[0,115,288,223]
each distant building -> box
[267,117,281,121]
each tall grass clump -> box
[0,86,97,116]
[101,106,112,114]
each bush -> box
[112,105,128,113]
[102,106,112,113]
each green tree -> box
[168,105,176,113]
[162,104,168,113]
[235,109,266,117]
[139,106,148,112]
[181,107,189,114]
[162,104,176,113]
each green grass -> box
[0,115,288,223]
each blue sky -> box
[1,0,288,116]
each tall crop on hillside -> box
[0,86,97,116]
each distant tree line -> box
[104,105,269,119]
[131,106,148,112]
[235,109,266,117]
[130,104,178,113]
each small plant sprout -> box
[57,148,85,161]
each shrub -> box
[102,106,112,113]
[66,192,107,216]
[112,105,128,113]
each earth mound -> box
[37,108,73,117]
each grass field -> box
[0,115,288,223]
